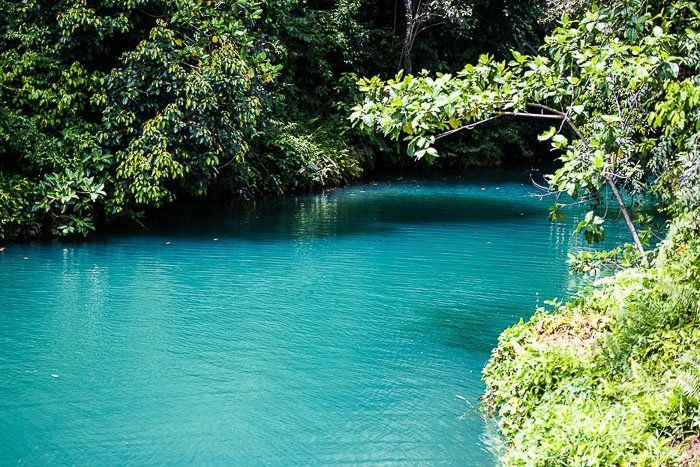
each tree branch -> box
[435,115,504,139]
[434,102,649,264]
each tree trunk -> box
[400,0,413,73]
[606,176,649,265]
[526,104,650,266]
[448,104,650,266]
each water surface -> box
[0,173,627,465]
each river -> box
[0,172,627,464]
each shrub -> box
[482,213,700,465]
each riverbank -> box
[482,213,700,465]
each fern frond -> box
[677,355,700,400]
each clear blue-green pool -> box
[0,173,627,464]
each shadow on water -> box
[100,176,547,243]
[407,302,528,355]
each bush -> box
[482,213,700,466]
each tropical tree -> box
[0,0,277,236]
[398,0,473,72]
[0,0,580,239]
[351,0,700,265]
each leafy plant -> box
[351,0,700,265]
[483,212,700,465]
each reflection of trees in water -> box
[291,193,338,241]
[109,180,631,247]
[285,191,548,241]
[547,218,582,295]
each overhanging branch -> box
[432,103,649,264]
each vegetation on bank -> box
[483,214,700,465]
[0,0,552,240]
[0,0,366,238]
[351,0,700,464]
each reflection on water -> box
[0,172,628,465]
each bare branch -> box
[435,115,504,139]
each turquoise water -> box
[0,173,627,465]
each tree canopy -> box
[0,0,552,239]
[351,0,700,265]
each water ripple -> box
[0,173,629,465]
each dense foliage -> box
[483,214,700,465]
[1,0,274,237]
[351,0,700,265]
[0,0,552,239]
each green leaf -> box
[538,127,557,141]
